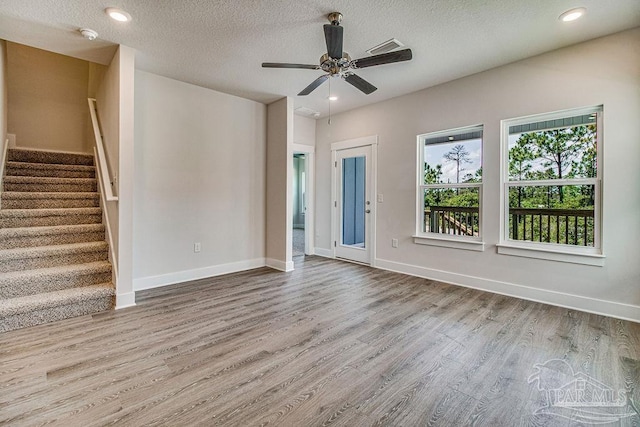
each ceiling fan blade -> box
[323,24,343,59]
[344,73,377,95]
[262,62,320,70]
[298,74,330,96]
[352,48,413,69]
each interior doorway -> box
[292,153,306,257]
[291,145,315,258]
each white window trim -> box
[415,125,484,251]
[498,106,604,265]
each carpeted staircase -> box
[0,148,115,332]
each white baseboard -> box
[375,258,640,324]
[266,258,294,272]
[314,247,333,258]
[133,258,266,291]
[115,292,136,309]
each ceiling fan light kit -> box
[262,12,413,96]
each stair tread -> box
[8,149,94,166]
[0,207,101,217]
[0,241,108,260]
[0,284,114,316]
[1,191,99,200]
[0,261,112,283]
[4,176,97,184]
[0,223,104,238]
[6,161,95,171]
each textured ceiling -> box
[0,0,638,117]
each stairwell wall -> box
[6,42,92,153]
[94,45,136,308]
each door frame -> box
[331,135,378,266]
[292,143,315,255]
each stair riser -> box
[5,166,95,179]
[0,214,102,228]
[7,150,94,166]
[4,182,97,193]
[0,231,105,250]
[0,296,114,332]
[1,198,100,209]
[0,271,112,299]
[0,250,108,273]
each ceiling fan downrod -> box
[327,12,343,25]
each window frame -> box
[498,106,604,265]
[414,124,485,251]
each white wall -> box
[315,28,640,321]
[116,45,135,307]
[6,42,91,153]
[294,114,316,146]
[133,70,267,289]
[265,97,294,271]
[94,45,136,308]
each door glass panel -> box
[342,156,366,248]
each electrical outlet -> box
[377,193,384,203]
[194,242,201,253]
[392,238,398,248]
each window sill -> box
[413,235,485,252]
[496,243,605,266]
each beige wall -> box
[6,42,92,153]
[315,28,640,321]
[266,97,294,270]
[133,70,267,288]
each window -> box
[415,125,483,250]
[499,106,603,264]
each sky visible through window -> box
[424,138,481,184]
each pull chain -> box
[328,76,332,126]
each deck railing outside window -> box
[424,206,594,246]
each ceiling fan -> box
[262,12,413,96]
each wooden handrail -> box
[509,207,593,217]
[87,98,118,202]
[0,138,8,197]
[426,206,479,213]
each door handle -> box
[365,209,371,214]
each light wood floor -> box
[1,256,639,426]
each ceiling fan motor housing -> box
[320,53,351,75]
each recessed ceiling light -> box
[559,7,586,22]
[106,7,132,22]
[448,136,454,141]
[328,96,338,101]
